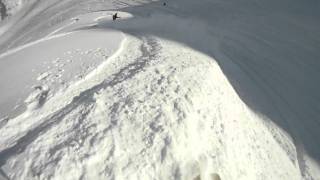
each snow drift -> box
[0,0,320,179]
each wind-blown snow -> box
[0,31,300,180]
[0,0,320,180]
[0,27,123,119]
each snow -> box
[0,11,126,119]
[1,33,299,180]
[0,0,26,19]
[0,0,320,179]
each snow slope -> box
[0,0,320,179]
[0,11,130,119]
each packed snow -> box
[0,0,320,180]
[0,11,128,119]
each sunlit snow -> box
[0,0,320,179]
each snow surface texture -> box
[0,0,320,179]
[0,0,25,17]
[0,11,126,119]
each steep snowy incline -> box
[0,33,302,180]
[0,0,320,179]
[0,0,152,52]
[0,11,131,120]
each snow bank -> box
[0,11,124,120]
[0,0,320,179]
[0,33,301,180]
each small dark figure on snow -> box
[112,13,119,21]
[163,2,166,6]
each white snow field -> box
[0,0,320,179]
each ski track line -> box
[0,33,71,59]
[0,35,162,169]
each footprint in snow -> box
[25,85,50,110]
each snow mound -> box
[0,34,304,179]
[0,0,320,179]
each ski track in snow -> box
[0,12,125,120]
[0,33,304,179]
[0,0,320,179]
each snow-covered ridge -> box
[0,0,151,52]
[0,27,300,180]
[0,0,320,179]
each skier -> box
[112,13,119,21]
